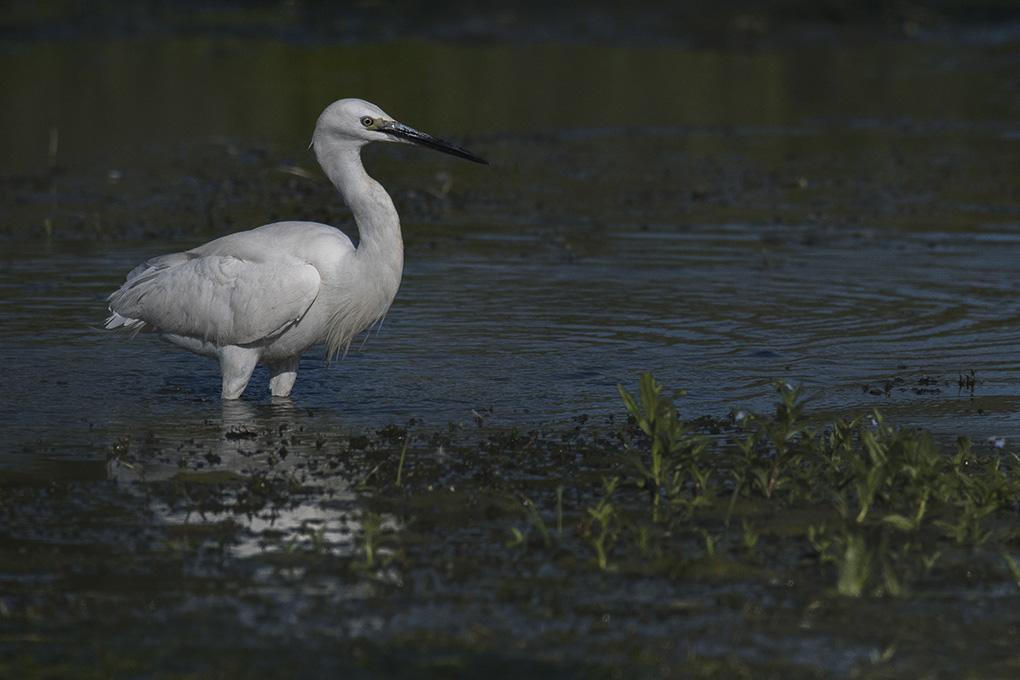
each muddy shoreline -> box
[4,383,1020,678]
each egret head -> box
[314,98,488,165]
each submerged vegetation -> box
[4,372,1020,678]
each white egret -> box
[106,98,488,399]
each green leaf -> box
[880,513,917,532]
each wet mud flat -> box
[4,379,1020,679]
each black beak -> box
[381,121,489,165]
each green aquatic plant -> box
[725,380,820,518]
[358,510,383,569]
[353,509,399,572]
[808,526,866,597]
[724,431,759,528]
[808,521,923,598]
[1002,552,1020,590]
[583,477,622,571]
[739,519,759,553]
[396,435,409,487]
[751,380,815,500]
[507,492,554,548]
[507,486,564,549]
[934,439,1019,545]
[804,413,1020,596]
[301,522,330,554]
[699,529,723,558]
[617,372,709,520]
[846,411,939,527]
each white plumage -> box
[106,98,487,399]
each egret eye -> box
[361,117,374,127]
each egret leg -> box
[219,346,259,400]
[268,356,301,397]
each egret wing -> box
[108,254,321,345]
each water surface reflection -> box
[3,217,1019,480]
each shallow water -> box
[3,37,1020,477]
[5,219,1020,479]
